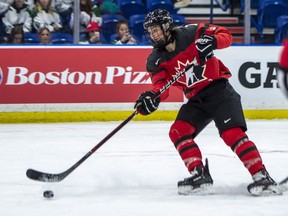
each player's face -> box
[147,25,165,43]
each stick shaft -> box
[26,63,193,182]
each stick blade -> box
[26,168,64,182]
[278,176,288,193]
[279,176,288,185]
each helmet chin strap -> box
[166,32,175,45]
[158,30,174,49]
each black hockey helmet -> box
[143,9,173,48]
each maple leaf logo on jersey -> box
[174,57,207,87]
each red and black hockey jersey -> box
[146,23,232,101]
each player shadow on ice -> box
[209,183,250,196]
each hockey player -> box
[134,9,281,196]
[277,38,288,99]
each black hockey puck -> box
[43,190,54,198]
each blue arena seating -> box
[51,32,73,44]
[251,0,260,8]
[117,0,142,6]
[146,0,177,13]
[257,0,288,38]
[24,33,40,44]
[24,32,73,44]
[110,33,118,43]
[101,13,125,42]
[275,15,288,44]
[241,0,260,9]
[129,14,146,42]
[141,35,147,44]
[172,14,187,26]
[258,0,288,28]
[120,1,146,19]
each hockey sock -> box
[221,127,265,175]
[169,120,202,172]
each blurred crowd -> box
[0,0,103,44]
[0,0,187,45]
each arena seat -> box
[120,1,146,19]
[257,0,288,38]
[101,13,125,42]
[275,15,288,44]
[129,14,146,42]
[171,14,187,26]
[51,32,73,44]
[24,33,40,44]
[146,0,176,13]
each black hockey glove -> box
[134,91,160,115]
[195,34,217,65]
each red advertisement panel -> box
[0,47,183,104]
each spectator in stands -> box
[0,2,9,14]
[2,0,32,34]
[69,0,102,34]
[0,2,9,42]
[32,0,62,33]
[99,0,121,14]
[111,19,136,45]
[53,0,73,33]
[26,0,34,9]
[53,0,73,13]
[80,21,104,44]
[38,26,51,44]
[1,0,35,13]
[277,38,288,99]
[6,24,25,43]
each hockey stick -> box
[26,61,194,183]
[26,111,137,182]
[278,176,288,193]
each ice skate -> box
[178,159,213,195]
[248,169,282,196]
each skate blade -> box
[178,183,214,195]
[249,185,283,196]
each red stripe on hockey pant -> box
[169,120,202,172]
[221,127,264,175]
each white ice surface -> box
[0,120,287,216]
